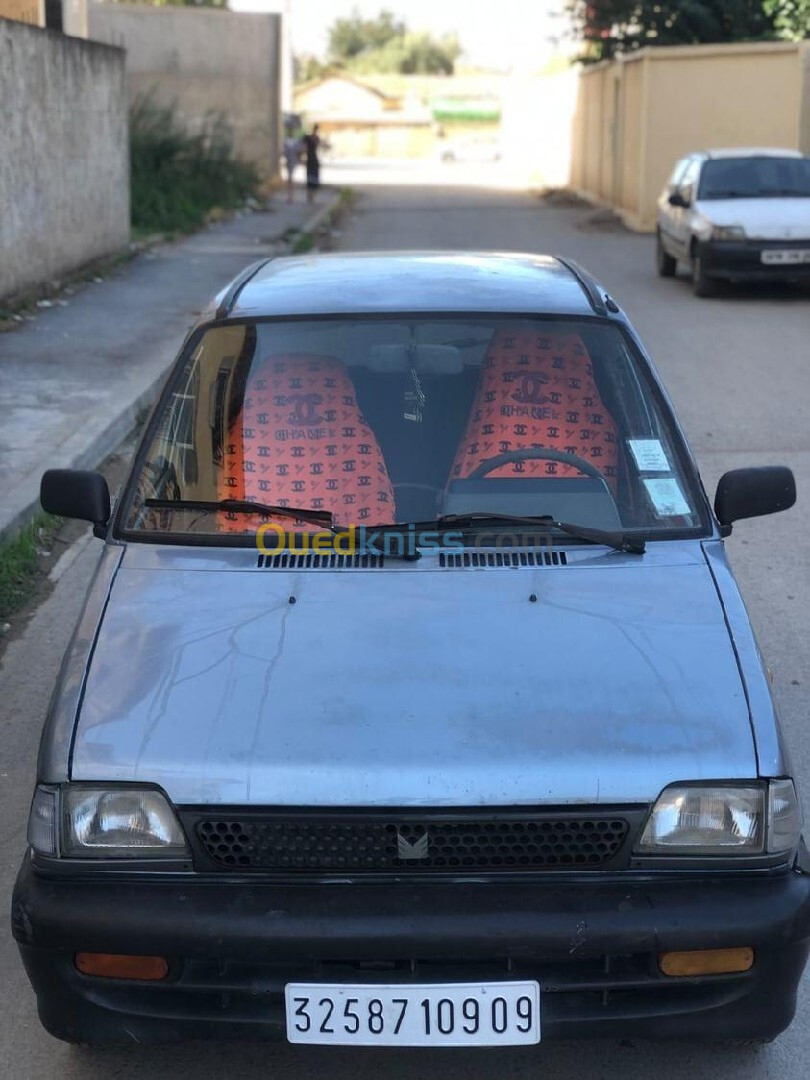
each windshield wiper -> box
[414,512,646,555]
[144,498,335,530]
[143,499,426,559]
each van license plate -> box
[285,981,540,1046]
[761,249,810,265]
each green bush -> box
[0,514,61,622]
[130,97,260,234]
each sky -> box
[228,0,572,72]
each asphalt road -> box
[2,163,808,1078]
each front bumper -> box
[12,854,810,1045]
[697,238,810,281]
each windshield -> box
[698,156,810,200]
[119,317,707,546]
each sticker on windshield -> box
[644,478,690,517]
[628,439,670,472]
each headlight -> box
[710,225,746,241]
[60,786,189,858]
[637,781,802,857]
[637,784,764,854]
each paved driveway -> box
[2,163,808,1078]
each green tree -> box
[568,1,790,61]
[327,7,459,74]
[328,8,406,62]
[349,31,460,74]
[294,54,328,83]
[763,0,810,37]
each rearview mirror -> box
[668,190,689,209]
[41,469,111,534]
[714,466,795,532]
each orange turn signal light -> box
[75,952,169,981]
[659,947,754,977]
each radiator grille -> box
[195,814,628,873]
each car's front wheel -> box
[691,252,718,298]
[656,232,677,278]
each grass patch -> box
[0,514,62,623]
[130,97,260,234]
[291,231,315,254]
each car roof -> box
[220,252,609,321]
[702,147,803,160]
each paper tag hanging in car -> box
[644,477,690,517]
[628,439,670,472]
[404,368,425,422]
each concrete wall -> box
[0,18,129,301]
[63,0,88,37]
[571,41,810,231]
[88,4,281,176]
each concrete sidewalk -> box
[0,194,338,542]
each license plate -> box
[761,249,810,265]
[285,981,540,1046]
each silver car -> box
[12,253,809,1048]
[656,148,810,296]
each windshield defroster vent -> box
[258,552,384,569]
[439,551,567,569]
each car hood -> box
[696,197,810,239]
[71,546,756,807]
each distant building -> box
[294,73,433,158]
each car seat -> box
[219,353,395,531]
[449,328,619,487]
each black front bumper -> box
[697,238,810,281]
[12,854,810,1045]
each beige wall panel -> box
[640,47,802,227]
[570,43,805,231]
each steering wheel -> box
[465,447,620,514]
[467,447,603,482]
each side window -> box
[667,158,690,188]
[679,158,701,194]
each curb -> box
[0,368,168,546]
[0,193,343,549]
[297,192,342,239]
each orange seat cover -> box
[219,354,395,530]
[450,329,619,486]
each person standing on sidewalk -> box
[302,124,322,204]
[282,121,303,204]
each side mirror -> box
[715,466,796,532]
[668,190,689,209]
[41,470,111,534]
